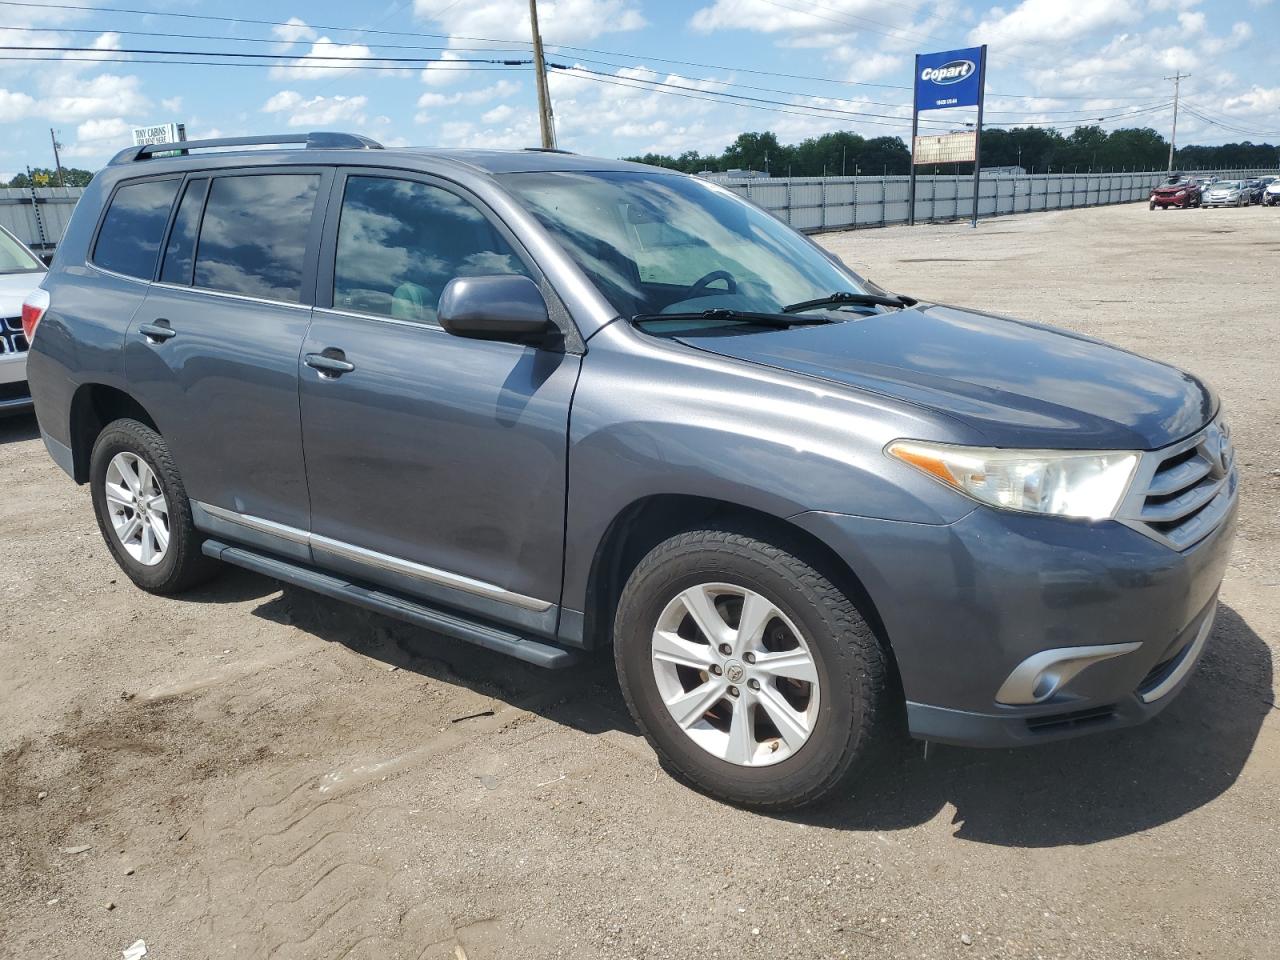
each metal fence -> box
[0,168,1274,253]
[0,186,84,256]
[719,168,1276,233]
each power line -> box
[0,54,526,72]
[0,0,1169,104]
[3,21,1181,123]
[552,66,1174,134]
[0,43,529,64]
[0,25,530,56]
[1180,105,1280,139]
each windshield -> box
[1216,181,1242,190]
[497,170,866,321]
[0,228,44,274]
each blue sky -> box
[1,0,1277,180]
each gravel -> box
[1,201,1276,959]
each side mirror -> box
[437,275,552,345]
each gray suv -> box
[26,132,1238,809]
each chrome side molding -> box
[193,501,553,613]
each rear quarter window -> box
[92,178,181,280]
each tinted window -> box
[159,178,208,285]
[195,174,320,302]
[93,178,181,279]
[333,176,528,323]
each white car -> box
[1264,178,1280,206]
[0,224,47,414]
[1201,180,1249,208]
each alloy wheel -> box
[650,582,821,767]
[104,451,171,566]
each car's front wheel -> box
[90,418,219,594]
[613,528,893,810]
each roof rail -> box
[110,131,384,165]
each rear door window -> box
[194,173,321,303]
[93,178,181,280]
[331,175,529,324]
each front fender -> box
[560,321,979,613]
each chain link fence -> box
[719,168,1276,233]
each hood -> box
[0,270,44,315]
[1154,184,1188,193]
[675,304,1214,450]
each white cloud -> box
[272,17,317,45]
[0,88,36,121]
[262,90,369,127]
[269,38,373,81]
[690,0,929,43]
[160,96,183,113]
[1201,22,1253,55]
[1220,85,1280,115]
[415,0,645,45]
[44,74,149,121]
[481,103,516,124]
[64,116,133,158]
[415,79,522,121]
[969,0,1143,48]
[421,50,469,88]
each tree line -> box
[5,167,96,188]
[625,127,1279,177]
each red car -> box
[1150,176,1201,209]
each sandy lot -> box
[1,201,1277,960]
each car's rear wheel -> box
[613,528,893,810]
[90,418,219,594]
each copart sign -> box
[914,47,985,110]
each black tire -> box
[89,418,219,595]
[613,528,892,810]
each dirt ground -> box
[1,201,1277,960]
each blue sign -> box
[915,46,985,110]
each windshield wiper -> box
[782,291,918,313]
[631,308,832,329]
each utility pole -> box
[528,0,556,149]
[49,128,65,187]
[1164,72,1188,174]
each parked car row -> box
[1150,173,1279,210]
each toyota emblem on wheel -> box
[725,661,745,683]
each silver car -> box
[1201,180,1249,208]
[0,224,48,413]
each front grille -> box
[0,316,27,356]
[1118,419,1237,551]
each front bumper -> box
[791,492,1238,748]
[1151,195,1192,207]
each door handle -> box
[305,350,355,377]
[139,320,176,343]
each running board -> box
[201,540,578,669]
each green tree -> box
[7,167,95,188]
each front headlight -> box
[887,440,1139,519]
